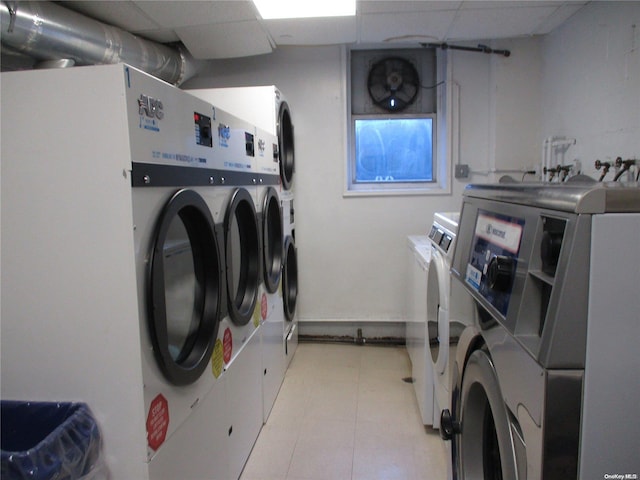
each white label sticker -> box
[466,263,482,290]
[474,214,523,254]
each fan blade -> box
[369,84,391,102]
[396,85,417,102]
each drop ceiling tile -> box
[264,17,357,45]
[359,10,457,43]
[59,1,161,32]
[358,1,461,14]
[135,0,258,28]
[176,20,273,58]
[447,5,561,40]
[533,3,587,34]
[459,1,565,8]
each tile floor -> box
[240,342,448,480]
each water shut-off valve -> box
[596,157,637,181]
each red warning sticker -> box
[146,394,169,451]
[223,327,232,364]
[261,292,268,320]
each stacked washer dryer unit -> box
[188,86,298,370]
[1,64,252,479]
[253,125,287,420]
[441,183,640,479]
[122,66,267,480]
[272,91,298,368]
[194,108,264,480]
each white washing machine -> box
[441,183,640,479]
[405,235,434,426]
[426,212,467,429]
[258,184,287,422]
[1,64,253,479]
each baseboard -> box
[297,320,406,346]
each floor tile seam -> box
[349,361,369,480]
[277,359,310,480]
[283,365,357,480]
[283,408,307,480]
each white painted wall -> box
[181,35,543,330]
[540,1,640,181]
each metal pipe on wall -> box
[0,1,200,85]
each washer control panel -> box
[194,112,213,147]
[429,225,453,253]
[464,210,524,317]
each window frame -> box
[344,47,450,197]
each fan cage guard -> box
[366,56,421,113]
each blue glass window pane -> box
[355,118,433,182]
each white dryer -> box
[405,235,434,426]
[258,184,287,422]
[282,222,298,366]
[1,64,244,479]
[187,86,299,367]
[426,212,462,429]
[186,86,295,191]
[120,70,263,475]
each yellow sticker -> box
[253,302,261,327]
[211,339,224,378]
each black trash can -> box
[1,401,105,480]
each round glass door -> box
[278,101,295,190]
[224,188,260,326]
[283,235,298,322]
[149,189,222,386]
[262,187,283,293]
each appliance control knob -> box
[487,255,514,292]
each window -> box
[347,48,448,195]
[354,116,434,182]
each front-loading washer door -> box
[148,189,223,386]
[277,101,295,190]
[456,348,517,480]
[283,235,298,322]
[262,187,283,294]
[225,188,260,326]
[428,248,450,375]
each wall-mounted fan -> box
[367,57,420,112]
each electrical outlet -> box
[455,164,470,179]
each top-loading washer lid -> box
[148,188,223,386]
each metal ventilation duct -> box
[0,1,200,85]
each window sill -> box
[343,184,451,198]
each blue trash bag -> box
[1,401,105,480]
